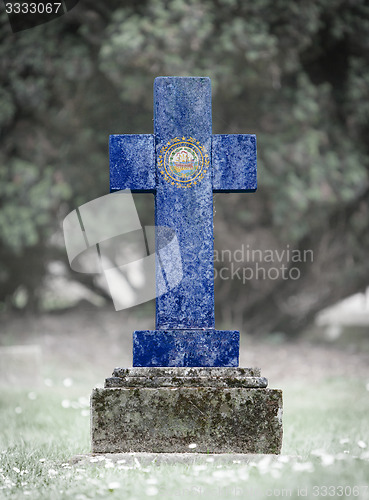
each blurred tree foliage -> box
[0,0,368,333]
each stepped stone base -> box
[91,368,283,454]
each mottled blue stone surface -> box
[110,134,155,192]
[154,77,214,329]
[212,134,257,192]
[133,330,239,367]
[109,76,257,367]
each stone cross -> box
[109,77,256,367]
[92,78,282,456]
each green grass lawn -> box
[1,377,368,499]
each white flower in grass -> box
[104,462,114,469]
[39,459,46,463]
[321,454,335,466]
[4,477,14,487]
[238,467,249,481]
[188,443,197,449]
[339,438,349,444]
[335,453,349,460]
[271,468,281,479]
[90,458,99,463]
[358,440,367,449]
[13,467,20,474]
[366,382,369,391]
[146,477,158,485]
[24,491,31,496]
[108,482,121,491]
[61,400,70,409]
[146,486,159,496]
[206,457,214,463]
[116,459,126,464]
[256,455,272,474]
[15,407,22,414]
[292,462,314,472]
[63,378,73,387]
[193,465,207,472]
[78,396,89,407]
[27,392,37,400]
[48,469,58,477]
[272,461,283,470]
[212,469,227,479]
[81,410,89,417]
[311,449,325,457]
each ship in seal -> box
[171,149,198,179]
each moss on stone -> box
[91,385,283,454]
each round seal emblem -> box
[158,137,209,188]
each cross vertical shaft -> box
[154,77,214,330]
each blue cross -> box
[110,77,256,367]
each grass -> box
[0,377,369,499]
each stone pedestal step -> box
[107,366,267,388]
[113,367,261,377]
[105,376,268,388]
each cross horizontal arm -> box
[110,134,156,193]
[212,134,257,193]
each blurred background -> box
[1,0,369,382]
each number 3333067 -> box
[5,3,62,14]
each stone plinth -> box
[133,330,240,367]
[91,368,283,454]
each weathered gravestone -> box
[91,77,283,453]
